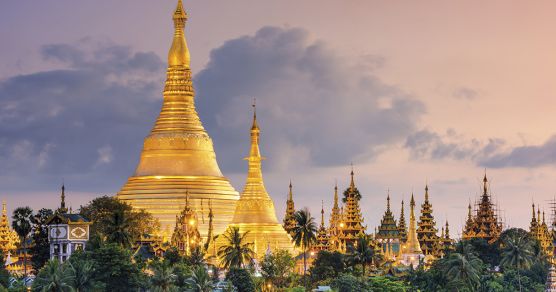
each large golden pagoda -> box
[400,194,423,268]
[117,0,239,237]
[214,105,295,259]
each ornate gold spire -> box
[117,0,239,238]
[283,181,296,236]
[398,200,407,242]
[0,200,18,253]
[216,104,294,259]
[406,194,422,254]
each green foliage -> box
[185,265,213,292]
[367,276,409,291]
[456,238,500,269]
[32,259,71,291]
[149,261,177,292]
[226,268,255,292]
[79,196,160,246]
[342,187,361,203]
[86,243,144,290]
[31,208,54,273]
[217,227,255,269]
[331,273,367,292]
[309,251,346,282]
[347,236,381,275]
[261,249,295,288]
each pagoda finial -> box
[349,164,355,191]
[288,180,293,201]
[400,200,405,217]
[424,184,429,202]
[445,220,450,238]
[543,210,546,224]
[532,203,536,221]
[59,184,68,213]
[483,170,488,195]
[185,190,190,208]
[251,98,259,131]
[467,201,473,220]
[386,190,391,212]
[321,200,325,228]
[168,0,190,67]
[538,206,541,223]
[1,201,5,217]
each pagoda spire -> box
[417,184,438,256]
[349,164,356,192]
[405,193,422,254]
[117,0,240,239]
[398,200,407,242]
[333,182,339,210]
[168,0,190,67]
[221,104,295,258]
[321,201,325,228]
[386,190,391,212]
[283,180,296,236]
[59,184,68,214]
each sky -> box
[1,0,556,238]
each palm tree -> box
[185,266,214,292]
[64,258,99,292]
[12,206,33,277]
[105,209,132,248]
[442,245,483,291]
[500,231,536,292]
[349,236,376,275]
[32,259,71,292]
[291,208,317,277]
[150,262,177,292]
[217,227,255,269]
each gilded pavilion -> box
[529,203,553,256]
[416,185,439,257]
[462,174,503,243]
[0,201,19,254]
[170,192,201,256]
[213,106,295,259]
[117,0,239,238]
[375,193,401,260]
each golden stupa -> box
[117,0,239,237]
[214,106,295,259]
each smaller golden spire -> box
[532,203,536,221]
[386,190,391,212]
[424,184,429,202]
[1,201,6,217]
[333,181,339,209]
[168,0,190,67]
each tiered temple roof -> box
[416,185,439,256]
[530,204,553,256]
[283,182,296,237]
[462,174,503,244]
[338,169,366,247]
[328,184,344,252]
[314,202,330,251]
[376,193,401,258]
[398,200,407,243]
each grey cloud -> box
[195,26,425,171]
[453,87,479,100]
[0,41,163,191]
[480,136,556,168]
[405,129,505,161]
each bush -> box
[331,273,367,292]
[227,268,255,292]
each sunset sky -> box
[2,0,556,236]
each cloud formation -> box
[0,40,163,191]
[405,129,505,162]
[195,26,425,172]
[480,135,556,168]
